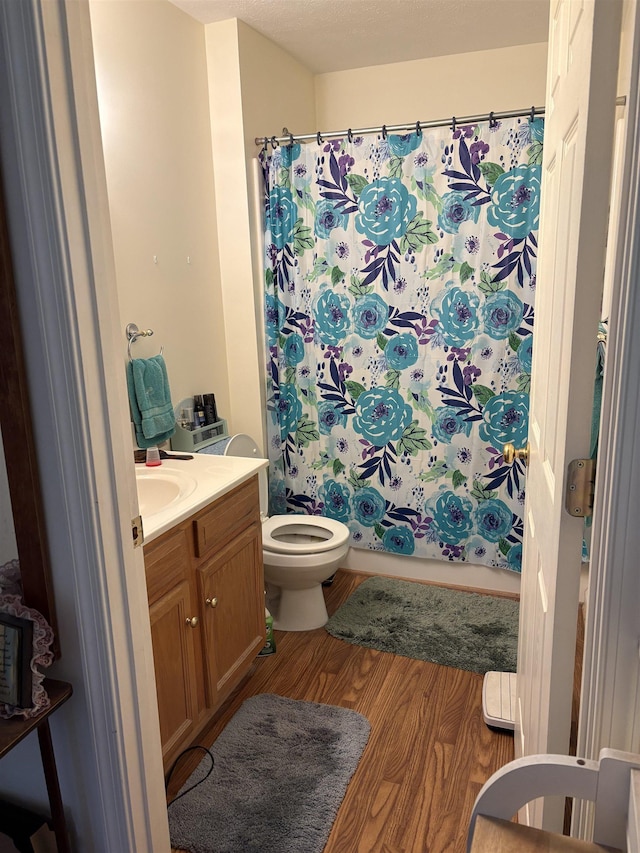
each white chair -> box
[467,748,640,852]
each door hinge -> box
[132,514,144,547]
[565,459,596,517]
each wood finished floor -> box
[169,570,515,853]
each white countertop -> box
[136,452,268,545]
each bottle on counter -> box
[181,405,194,430]
[193,395,205,428]
[203,393,218,425]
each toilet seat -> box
[262,515,350,555]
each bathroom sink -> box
[135,468,197,517]
[204,456,261,488]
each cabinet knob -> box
[206,597,218,608]
[185,616,199,627]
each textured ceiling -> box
[168,0,550,74]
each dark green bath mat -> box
[325,576,518,674]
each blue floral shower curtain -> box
[261,116,543,572]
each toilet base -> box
[272,583,328,631]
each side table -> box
[0,678,73,852]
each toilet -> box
[213,434,350,631]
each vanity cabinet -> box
[148,578,201,759]
[198,523,264,707]
[143,476,265,770]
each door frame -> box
[0,1,169,849]
[0,0,638,848]
[575,0,640,836]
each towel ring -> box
[126,322,162,361]
[128,340,164,361]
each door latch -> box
[565,459,596,517]
[132,514,144,547]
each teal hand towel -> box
[126,355,176,449]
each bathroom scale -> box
[482,671,517,730]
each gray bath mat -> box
[325,576,518,674]
[168,693,370,853]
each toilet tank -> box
[222,434,269,517]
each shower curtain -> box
[261,116,543,572]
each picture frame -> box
[0,611,34,708]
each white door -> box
[516,0,622,831]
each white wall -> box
[237,21,317,450]
[205,19,316,450]
[89,0,231,428]
[315,42,548,129]
[235,20,316,163]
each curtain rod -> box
[255,96,626,147]
[255,105,546,147]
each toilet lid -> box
[262,515,350,555]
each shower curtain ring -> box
[530,105,536,122]
[451,116,457,133]
[489,111,495,128]
[382,124,387,139]
[270,136,277,150]
[416,120,422,136]
[289,132,294,146]
[347,128,353,143]
[317,131,323,145]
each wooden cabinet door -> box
[198,522,265,707]
[149,579,200,763]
